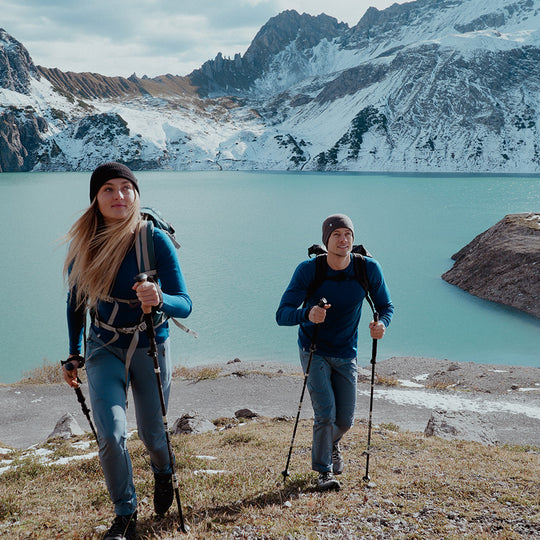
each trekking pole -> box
[64,361,98,443]
[282,297,327,484]
[135,273,188,534]
[362,311,379,482]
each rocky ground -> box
[1,356,538,450]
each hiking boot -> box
[317,471,340,491]
[332,442,344,475]
[154,472,174,515]
[103,511,137,540]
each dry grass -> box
[1,418,538,539]
[18,359,67,385]
[15,360,223,386]
[172,365,222,381]
[375,374,400,386]
[425,379,456,390]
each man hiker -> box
[276,214,394,491]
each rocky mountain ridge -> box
[1,0,540,172]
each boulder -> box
[171,412,216,435]
[47,413,84,440]
[442,213,540,318]
[234,408,258,419]
[424,409,498,445]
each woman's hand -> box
[132,280,161,308]
[62,356,81,388]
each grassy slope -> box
[1,417,538,539]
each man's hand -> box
[308,302,331,324]
[369,320,386,339]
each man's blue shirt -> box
[276,255,394,358]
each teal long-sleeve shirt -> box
[67,228,192,354]
[276,255,394,358]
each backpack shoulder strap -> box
[303,254,328,307]
[135,221,157,277]
[352,253,375,315]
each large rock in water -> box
[442,213,540,318]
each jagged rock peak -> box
[243,9,348,66]
[0,28,39,94]
[189,10,348,95]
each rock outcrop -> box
[424,409,498,445]
[0,109,48,172]
[442,213,540,318]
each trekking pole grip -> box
[134,272,153,314]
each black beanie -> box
[89,162,139,202]
[322,214,355,247]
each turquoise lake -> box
[0,171,538,383]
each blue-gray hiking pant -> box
[86,332,172,516]
[299,347,357,473]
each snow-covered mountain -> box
[1,0,540,173]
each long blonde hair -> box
[63,196,142,309]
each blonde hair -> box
[64,195,142,309]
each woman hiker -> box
[61,162,192,540]
[276,214,394,491]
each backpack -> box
[303,244,376,315]
[135,207,181,280]
[135,207,197,338]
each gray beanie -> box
[322,214,355,247]
[90,162,139,202]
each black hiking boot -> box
[332,442,344,475]
[154,472,174,515]
[317,471,340,491]
[103,511,137,539]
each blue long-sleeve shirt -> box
[67,228,192,354]
[276,255,394,358]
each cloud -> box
[0,0,401,77]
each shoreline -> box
[1,356,539,450]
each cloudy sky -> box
[1,0,405,78]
